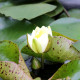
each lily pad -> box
[21,36,80,63]
[49,60,80,80]
[50,18,80,40]
[0,16,36,41]
[0,40,19,63]
[47,1,64,17]
[0,3,56,20]
[0,41,32,80]
[0,61,32,80]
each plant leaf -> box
[72,41,80,52]
[0,40,19,63]
[47,1,64,17]
[21,36,80,63]
[0,16,36,41]
[18,53,31,77]
[31,15,54,27]
[49,60,80,80]
[50,18,80,40]
[0,3,56,20]
[0,61,32,80]
[0,41,32,80]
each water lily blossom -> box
[27,26,53,53]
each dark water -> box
[25,57,62,80]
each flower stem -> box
[64,8,70,17]
[41,54,44,69]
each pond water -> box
[26,57,62,80]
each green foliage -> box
[0,3,56,20]
[0,61,32,80]
[50,18,80,40]
[0,16,36,41]
[72,41,80,52]
[47,1,64,17]
[22,36,80,63]
[0,53,32,80]
[0,40,19,63]
[31,57,41,69]
[0,0,80,79]
[31,15,54,27]
[50,60,80,80]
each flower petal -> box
[33,38,42,53]
[27,34,33,49]
[37,33,48,52]
[28,34,38,53]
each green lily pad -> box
[0,16,35,60]
[60,9,80,19]
[49,60,80,80]
[0,3,56,20]
[0,40,19,63]
[0,16,36,41]
[14,35,27,50]
[18,53,31,77]
[0,61,32,80]
[47,1,64,17]
[0,41,32,80]
[21,36,80,63]
[50,18,80,40]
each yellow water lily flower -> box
[27,26,52,53]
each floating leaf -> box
[47,1,64,17]
[0,41,32,80]
[0,40,19,63]
[18,53,31,77]
[0,61,32,80]
[49,60,80,80]
[22,36,80,63]
[14,35,27,50]
[0,3,56,20]
[50,18,80,40]
[0,16,36,41]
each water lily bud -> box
[27,26,52,53]
[31,57,41,70]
